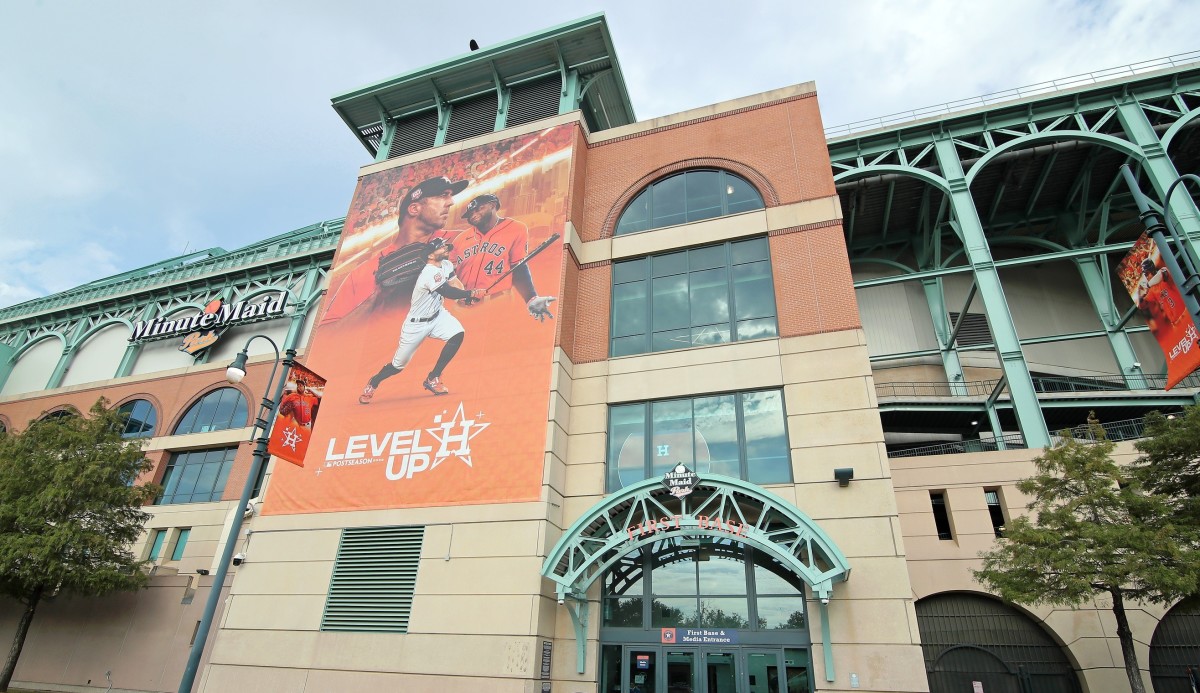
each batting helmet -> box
[426,236,453,255]
[462,193,501,218]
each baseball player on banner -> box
[359,236,484,403]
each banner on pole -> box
[1117,233,1200,389]
[267,362,326,467]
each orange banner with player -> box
[266,363,326,467]
[263,124,575,514]
[1117,233,1200,389]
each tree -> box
[0,399,160,692]
[973,422,1200,693]
[1132,407,1200,523]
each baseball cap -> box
[426,236,454,253]
[462,193,501,218]
[399,176,470,212]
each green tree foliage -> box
[0,399,160,692]
[974,423,1200,693]
[1133,407,1200,522]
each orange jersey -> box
[447,218,529,292]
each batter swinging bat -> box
[480,232,561,293]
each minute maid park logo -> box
[129,293,288,356]
[322,403,489,480]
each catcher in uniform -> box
[322,176,469,321]
[451,194,556,321]
[359,237,484,403]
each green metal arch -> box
[833,165,951,195]
[71,318,133,349]
[964,131,1143,187]
[9,332,66,364]
[940,235,1070,267]
[1161,107,1200,153]
[540,474,851,602]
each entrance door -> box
[604,646,809,693]
[705,651,739,693]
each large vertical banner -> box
[1118,233,1200,389]
[264,125,574,514]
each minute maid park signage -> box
[129,292,288,355]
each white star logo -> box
[280,426,304,451]
[425,403,490,469]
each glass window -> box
[607,389,791,490]
[612,238,777,357]
[158,447,238,504]
[117,399,157,439]
[147,529,166,561]
[614,170,765,236]
[931,492,954,540]
[173,388,248,435]
[985,488,1006,537]
[170,528,190,561]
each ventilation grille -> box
[507,76,562,127]
[445,93,499,144]
[389,111,440,159]
[358,123,385,152]
[948,312,994,347]
[321,525,424,633]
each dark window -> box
[158,447,238,505]
[930,492,953,540]
[611,238,777,357]
[602,539,806,631]
[39,409,76,422]
[117,399,157,439]
[170,528,191,561]
[984,488,1006,537]
[173,388,248,435]
[608,389,790,491]
[614,170,765,236]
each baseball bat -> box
[481,232,561,293]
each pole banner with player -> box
[266,362,326,468]
[263,124,575,514]
[1117,233,1200,389]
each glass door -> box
[664,649,697,693]
[627,649,657,693]
[705,651,739,693]
[744,650,783,693]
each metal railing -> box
[824,50,1200,139]
[888,416,1149,458]
[876,372,1200,399]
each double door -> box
[608,645,809,693]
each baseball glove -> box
[279,398,295,418]
[374,242,430,289]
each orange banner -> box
[266,363,326,467]
[1117,233,1200,389]
[263,125,575,514]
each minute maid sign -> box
[129,292,287,355]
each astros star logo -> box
[426,403,489,469]
[280,426,304,452]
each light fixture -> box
[970,420,979,426]
[195,569,210,576]
[833,467,854,487]
[225,349,249,384]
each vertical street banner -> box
[263,124,575,514]
[1117,233,1200,389]
[266,363,326,467]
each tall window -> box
[117,399,157,438]
[608,389,790,490]
[147,529,166,560]
[614,170,764,236]
[984,488,1006,537]
[158,447,238,504]
[611,237,778,357]
[930,492,953,540]
[173,388,248,435]
[170,528,191,561]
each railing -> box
[876,372,1200,399]
[888,416,1150,458]
[824,50,1200,139]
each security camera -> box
[232,553,246,566]
[557,598,565,606]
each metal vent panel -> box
[948,311,994,348]
[321,525,424,633]
[507,76,562,127]
[445,93,498,144]
[389,111,439,159]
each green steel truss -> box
[541,474,850,676]
[831,62,1200,448]
[0,220,340,391]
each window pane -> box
[612,281,648,338]
[652,598,699,627]
[652,542,697,595]
[700,598,751,628]
[609,404,647,490]
[757,598,806,630]
[148,529,166,560]
[752,551,805,594]
[652,329,691,353]
[616,189,652,236]
[651,174,687,228]
[742,391,791,484]
[731,237,769,265]
[652,251,687,277]
[176,388,246,435]
[697,542,747,594]
[689,267,729,328]
[733,260,776,321]
[725,174,764,214]
[614,257,648,285]
[684,171,722,223]
[211,389,239,431]
[688,245,726,271]
[603,597,644,627]
[171,528,190,561]
[119,400,156,438]
[612,334,649,357]
[651,400,695,476]
[159,447,237,505]
[691,324,732,347]
[653,275,689,331]
[160,464,182,498]
[174,461,203,498]
[736,317,778,342]
[693,395,738,477]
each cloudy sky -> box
[2,0,1198,308]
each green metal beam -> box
[1074,256,1142,386]
[922,279,967,395]
[1117,101,1200,259]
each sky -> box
[2,0,1199,309]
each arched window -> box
[173,388,248,435]
[615,170,764,236]
[0,419,7,434]
[38,409,77,423]
[117,399,157,439]
[1150,595,1200,692]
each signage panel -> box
[267,362,327,468]
[1117,233,1200,389]
[129,293,288,356]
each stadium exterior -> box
[3,14,1200,693]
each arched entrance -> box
[1150,596,1200,693]
[916,593,1080,693]
[541,474,850,692]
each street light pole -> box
[1119,164,1200,324]
[177,336,295,693]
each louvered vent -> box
[358,123,385,152]
[389,111,439,159]
[948,312,994,347]
[444,93,499,144]
[507,76,562,127]
[321,525,424,633]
